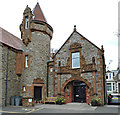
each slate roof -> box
[0,27,22,50]
[32,2,47,22]
[113,69,120,81]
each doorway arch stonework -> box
[32,78,45,101]
[61,77,92,94]
[61,76,93,104]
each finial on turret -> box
[101,45,104,52]
[37,0,39,4]
[74,25,76,31]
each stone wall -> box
[22,30,51,98]
[48,73,54,97]
[0,44,2,107]
[0,30,2,107]
[1,45,21,106]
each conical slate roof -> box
[32,2,47,22]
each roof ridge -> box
[53,27,103,58]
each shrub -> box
[56,97,65,104]
[91,97,102,106]
[107,94,109,99]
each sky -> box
[0,0,119,71]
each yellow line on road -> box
[26,108,43,113]
[0,111,21,113]
[0,107,44,114]
[26,109,36,113]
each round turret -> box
[20,3,53,106]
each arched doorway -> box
[63,80,91,104]
[73,81,86,102]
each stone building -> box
[0,2,106,106]
[0,27,22,106]
[48,26,106,105]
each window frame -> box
[107,83,112,91]
[25,16,29,29]
[50,68,53,72]
[23,86,26,92]
[109,73,111,79]
[119,74,120,80]
[25,55,29,68]
[106,74,108,79]
[72,52,80,69]
[113,83,116,91]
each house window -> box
[25,16,29,29]
[72,52,80,68]
[25,55,29,67]
[107,83,111,91]
[113,72,115,77]
[113,83,115,91]
[106,74,108,79]
[119,74,120,79]
[109,73,111,79]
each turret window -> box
[23,86,26,91]
[50,68,53,72]
[25,55,29,67]
[25,16,29,29]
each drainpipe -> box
[47,61,50,97]
[102,54,106,104]
[58,61,61,96]
[5,47,9,106]
[60,65,61,96]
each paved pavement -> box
[0,103,120,114]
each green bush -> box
[91,97,102,106]
[107,94,109,99]
[56,97,65,104]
